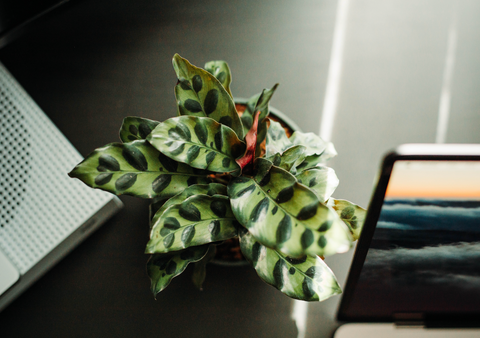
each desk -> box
[0,0,479,337]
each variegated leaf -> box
[192,244,217,290]
[265,120,293,157]
[239,230,342,301]
[172,54,244,139]
[329,199,366,240]
[289,131,328,156]
[295,143,339,172]
[147,116,245,174]
[119,116,160,143]
[69,140,211,199]
[150,183,227,232]
[204,60,233,98]
[266,145,306,173]
[296,166,339,203]
[228,158,353,258]
[147,244,210,296]
[146,195,238,254]
[241,84,279,134]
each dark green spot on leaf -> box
[163,233,175,248]
[276,186,294,204]
[184,99,203,113]
[297,203,318,220]
[204,89,219,115]
[276,215,292,244]
[301,229,314,249]
[152,174,172,194]
[115,173,137,191]
[210,199,227,218]
[98,155,120,172]
[192,75,203,93]
[179,203,201,222]
[95,173,113,185]
[181,225,195,246]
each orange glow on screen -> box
[385,161,480,199]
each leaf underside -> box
[239,230,341,301]
[228,158,353,258]
[69,140,211,199]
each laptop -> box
[335,144,480,337]
[0,62,123,311]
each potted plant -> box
[69,54,365,301]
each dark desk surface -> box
[0,0,479,337]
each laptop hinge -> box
[393,313,425,328]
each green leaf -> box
[146,195,238,254]
[150,183,227,231]
[289,131,328,156]
[239,230,342,301]
[69,140,211,199]
[241,84,279,134]
[296,166,339,203]
[265,120,293,157]
[266,145,306,173]
[119,116,160,143]
[172,54,244,139]
[329,199,366,240]
[192,244,217,290]
[147,116,245,174]
[228,158,353,258]
[147,245,210,296]
[295,143,338,172]
[204,60,233,98]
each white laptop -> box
[0,62,123,311]
[335,144,480,337]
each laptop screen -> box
[339,159,480,322]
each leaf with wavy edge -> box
[147,244,210,296]
[289,132,328,156]
[295,143,338,172]
[150,183,227,233]
[146,195,238,254]
[267,145,306,174]
[241,84,279,134]
[228,158,352,258]
[119,116,160,143]
[204,60,233,98]
[172,54,244,139]
[239,230,341,301]
[329,199,366,240]
[296,166,339,203]
[69,140,211,199]
[265,120,293,157]
[147,116,245,174]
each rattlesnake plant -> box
[69,54,365,301]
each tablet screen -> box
[343,160,480,319]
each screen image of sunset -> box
[385,160,480,198]
[347,160,480,316]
